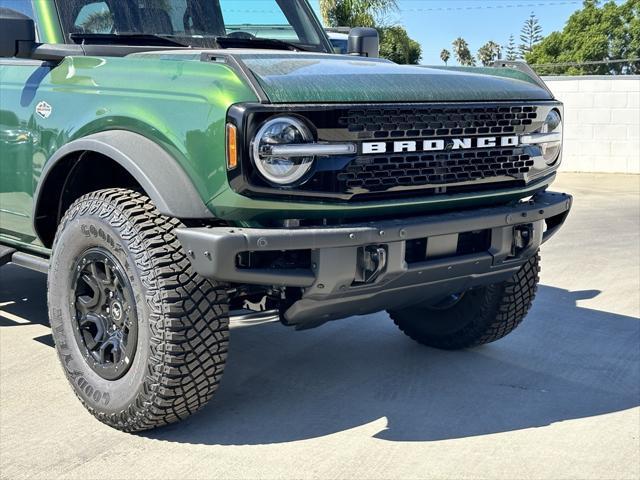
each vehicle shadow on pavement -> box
[1,266,638,444]
[0,266,53,347]
[145,285,640,445]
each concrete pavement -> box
[1,173,638,479]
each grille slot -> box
[338,148,533,192]
[339,105,538,139]
[234,102,553,201]
[328,104,541,195]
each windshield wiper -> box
[70,33,189,48]
[214,36,310,52]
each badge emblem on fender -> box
[36,101,52,119]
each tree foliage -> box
[452,37,476,66]
[379,26,422,64]
[519,12,544,57]
[319,0,422,64]
[78,11,113,33]
[319,0,397,28]
[440,48,451,65]
[478,41,502,66]
[526,0,640,74]
[505,35,518,61]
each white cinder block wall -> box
[542,76,639,173]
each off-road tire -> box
[48,188,229,432]
[389,253,540,350]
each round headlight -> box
[540,109,562,165]
[251,116,314,185]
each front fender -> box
[33,130,214,238]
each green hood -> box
[234,52,553,103]
[130,50,553,104]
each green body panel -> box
[207,178,553,223]
[0,55,257,251]
[33,0,64,44]
[1,8,557,255]
[236,53,553,103]
[135,51,553,103]
[129,52,555,222]
[429,65,547,83]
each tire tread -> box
[50,188,229,432]
[390,254,540,350]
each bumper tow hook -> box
[356,245,388,284]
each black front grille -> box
[326,104,542,196]
[337,148,534,193]
[339,105,538,139]
[229,102,556,202]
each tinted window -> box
[54,0,326,51]
[330,38,348,55]
[221,0,300,42]
[74,2,112,33]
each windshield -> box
[55,0,330,52]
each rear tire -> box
[48,188,229,432]
[389,253,540,350]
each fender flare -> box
[34,130,214,231]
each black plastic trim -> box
[227,100,563,202]
[33,131,213,241]
[0,245,17,267]
[492,60,554,97]
[30,43,193,61]
[175,190,572,287]
[200,52,269,103]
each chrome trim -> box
[264,143,357,157]
[252,116,315,185]
[521,132,562,145]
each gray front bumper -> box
[176,191,571,326]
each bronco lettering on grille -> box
[362,136,520,154]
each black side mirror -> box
[347,27,379,58]
[0,8,37,58]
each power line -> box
[231,1,582,15]
[399,1,581,12]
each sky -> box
[309,0,626,65]
[0,0,624,65]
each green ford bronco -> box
[0,0,571,432]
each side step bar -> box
[0,246,49,274]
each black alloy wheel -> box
[71,248,138,381]
[48,189,230,431]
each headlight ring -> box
[251,116,315,185]
[540,109,563,165]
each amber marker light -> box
[226,123,238,170]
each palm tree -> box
[477,41,501,66]
[78,11,113,33]
[319,0,398,28]
[452,37,475,66]
[440,49,451,65]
